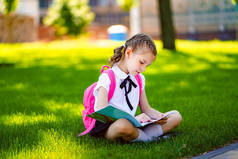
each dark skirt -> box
[89,120,113,137]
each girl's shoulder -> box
[97,72,111,84]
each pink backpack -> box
[78,65,142,136]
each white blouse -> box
[93,64,145,117]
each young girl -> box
[89,33,182,143]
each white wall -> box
[0,0,3,13]
[17,0,39,25]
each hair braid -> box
[109,33,157,66]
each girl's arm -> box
[139,89,164,119]
[95,87,108,111]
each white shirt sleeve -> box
[93,73,111,97]
[140,73,145,91]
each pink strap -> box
[78,118,96,136]
[135,74,142,96]
[101,66,116,101]
[135,74,143,111]
[101,65,111,74]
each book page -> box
[138,111,176,127]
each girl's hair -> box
[109,33,157,66]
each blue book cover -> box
[87,105,173,127]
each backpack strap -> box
[101,65,111,74]
[101,65,116,101]
[135,74,142,96]
[135,74,143,110]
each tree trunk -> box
[158,0,176,50]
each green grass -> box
[0,39,238,159]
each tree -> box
[157,0,176,50]
[117,0,176,50]
[231,0,238,4]
[2,0,18,15]
[44,0,94,37]
[117,0,135,12]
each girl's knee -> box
[105,118,138,141]
[171,110,182,126]
[113,118,136,135]
[176,111,182,123]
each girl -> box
[89,33,182,143]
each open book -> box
[87,105,174,127]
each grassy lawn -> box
[0,39,238,158]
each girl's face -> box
[125,47,156,76]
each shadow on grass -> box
[0,63,15,67]
[0,51,238,158]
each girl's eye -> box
[140,61,144,64]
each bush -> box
[1,0,18,15]
[44,0,94,36]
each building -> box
[141,0,237,40]
[2,0,237,40]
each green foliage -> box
[44,0,94,36]
[117,0,139,12]
[232,0,238,4]
[2,0,18,15]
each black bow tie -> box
[120,76,137,111]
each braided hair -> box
[109,33,157,66]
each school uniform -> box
[89,63,145,137]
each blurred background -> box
[0,0,237,43]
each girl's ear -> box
[125,47,133,58]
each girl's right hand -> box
[135,113,153,123]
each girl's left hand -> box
[135,113,153,123]
[148,111,164,120]
[147,110,168,125]
[155,117,168,125]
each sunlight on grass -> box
[0,113,57,126]
[43,100,83,117]
[37,130,77,152]
[177,40,238,54]
[0,39,114,68]
[145,61,210,74]
[0,81,27,90]
[183,51,236,63]
[218,63,238,69]
[10,83,27,90]
[0,39,237,74]
[165,80,190,92]
[10,129,83,159]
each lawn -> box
[0,39,238,159]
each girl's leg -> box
[142,110,182,140]
[161,110,182,134]
[105,118,139,141]
[104,111,182,142]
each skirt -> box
[89,120,113,137]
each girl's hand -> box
[155,117,168,125]
[149,111,164,120]
[145,109,168,125]
[135,113,153,123]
